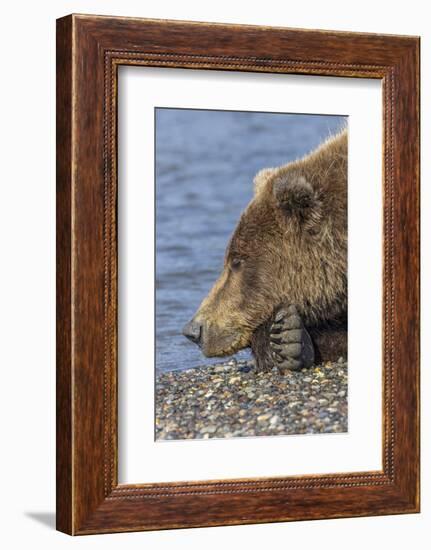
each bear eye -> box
[231,258,243,271]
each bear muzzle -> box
[182,319,202,345]
[182,314,249,357]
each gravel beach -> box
[155,359,348,440]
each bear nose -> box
[182,319,202,345]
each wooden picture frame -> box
[56,14,420,535]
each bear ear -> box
[253,167,276,196]
[273,173,320,226]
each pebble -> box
[155,360,348,440]
[214,365,229,373]
[318,398,329,406]
[200,425,217,434]
[239,366,252,373]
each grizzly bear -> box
[183,129,348,372]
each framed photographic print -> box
[56,14,420,534]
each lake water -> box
[155,108,346,372]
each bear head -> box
[183,130,347,358]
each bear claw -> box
[270,328,303,344]
[269,305,315,372]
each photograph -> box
[155,108,348,440]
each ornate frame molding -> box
[57,15,419,534]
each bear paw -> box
[269,305,315,372]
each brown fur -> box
[189,129,348,358]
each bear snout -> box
[182,318,202,346]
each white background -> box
[0,1,428,548]
[119,67,382,483]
